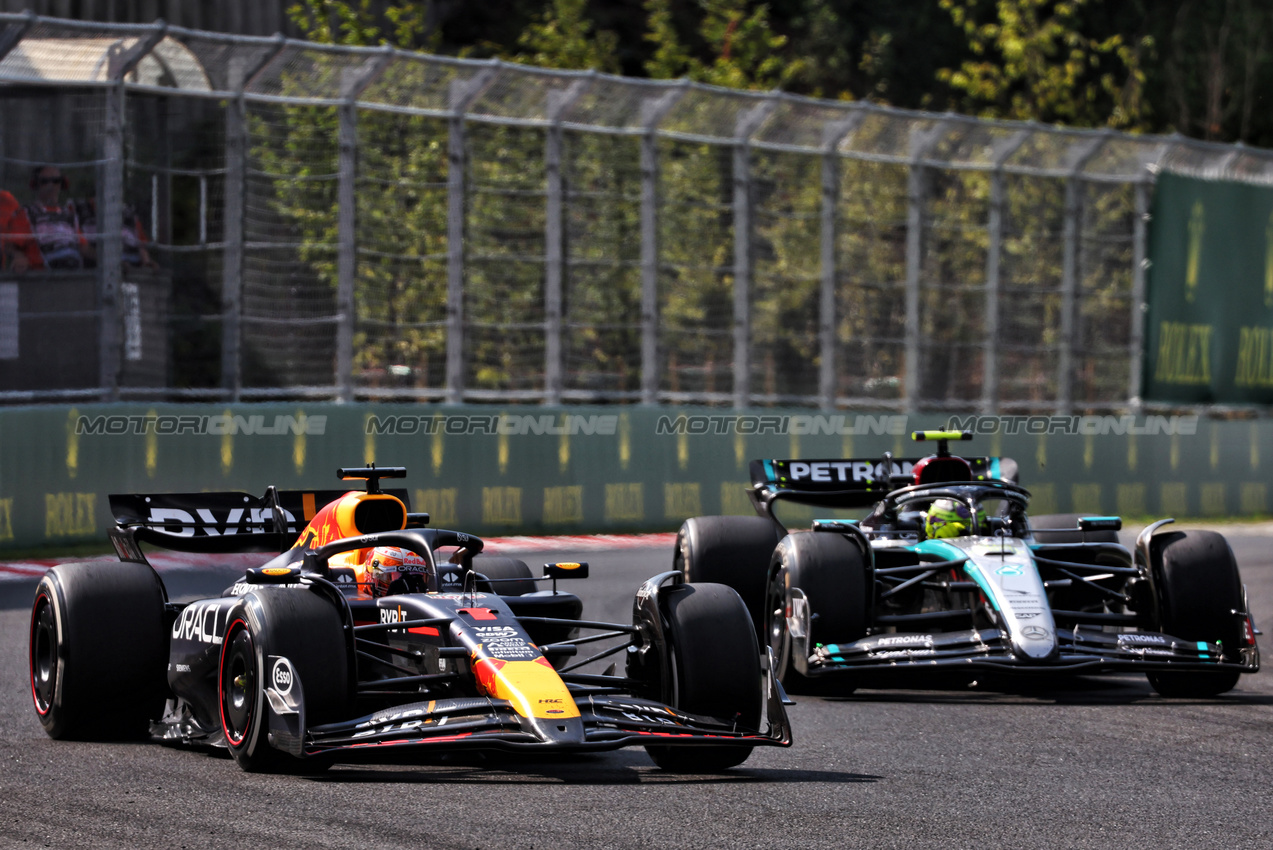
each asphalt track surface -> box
[3,531,1273,849]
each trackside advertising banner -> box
[1146,171,1273,403]
[0,404,1269,551]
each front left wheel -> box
[219,586,350,772]
[645,583,761,772]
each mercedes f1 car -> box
[29,467,790,772]
[677,431,1260,698]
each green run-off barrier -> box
[1,405,1269,551]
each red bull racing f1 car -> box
[29,467,790,772]
[676,431,1260,698]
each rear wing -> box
[749,457,1018,509]
[108,488,412,555]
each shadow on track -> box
[809,672,1273,707]
[309,750,880,786]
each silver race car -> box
[677,431,1260,697]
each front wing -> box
[305,693,791,757]
[802,628,1260,677]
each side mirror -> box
[544,561,589,580]
[1078,516,1122,532]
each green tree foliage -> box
[286,0,421,47]
[514,0,621,73]
[283,0,1273,144]
[937,0,1149,130]
[643,0,799,90]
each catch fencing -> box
[1,12,1269,411]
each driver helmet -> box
[363,546,431,597]
[924,499,980,539]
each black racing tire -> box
[1146,530,1244,698]
[766,531,868,693]
[473,556,537,597]
[219,586,350,772]
[1030,513,1121,544]
[29,562,168,740]
[645,583,761,773]
[675,515,784,639]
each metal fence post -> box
[1058,132,1110,414]
[1128,177,1151,411]
[99,82,124,400]
[336,50,393,403]
[982,130,1030,415]
[100,23,164,400]
[445,63,498,404]
[818,111,863,410]
[217,36,284,402]
[543,75,592,406]
[904,121,947,411]
[222,60,247,402]
[732,96,777,410]
[638,84,685,405]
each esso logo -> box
[272,659,293,694]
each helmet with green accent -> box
[924,498,982,539]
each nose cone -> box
[1012,625,1059,662]
[473,656,586,744]
[942,537,1060,664]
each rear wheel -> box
[473,556,537,597]
[219,587,350,772]
[1030,513,1120,544]
[29,563,168,740]
[1147,530,1244,698]
[645,583,760,772]
[675,515,784,638]
[766,531,868,693]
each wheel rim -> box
[765,570,790,676]
[219,622,256,747]
[29,592,58,716]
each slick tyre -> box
[1030,513,1120,544]
[766,531,868,694]
[219,587,350,772]
[1146,530,1244,698]
[675,515,784,639]
[29,563,168,740]
[645,583,761,773]
[472,556,537,597]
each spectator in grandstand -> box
[0,190,40,273]
[25,166,94,270]
[76,197,159,270]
